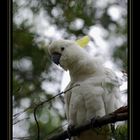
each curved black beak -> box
[51,53,61,65]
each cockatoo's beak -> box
[51,53,61,65]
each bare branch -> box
[48,106,128,140]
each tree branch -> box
[48,106,128,140]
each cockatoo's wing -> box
[101,68,123,114]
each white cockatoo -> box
[48,36,123,140]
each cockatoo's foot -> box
[67,124,75,140]
[90,116,100,128]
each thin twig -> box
[13,117,30,125]
[13,104,36,119]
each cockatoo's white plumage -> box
[48,38,123,140]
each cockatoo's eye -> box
[61,47,65,51]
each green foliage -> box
[28,109,63,140]
[13,20,64,139]
[113,44,127,71]
[13,24,51,105]
[113,123,128,140]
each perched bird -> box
[48,36,123,140]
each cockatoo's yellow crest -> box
[76,36,90,48]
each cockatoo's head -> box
[48,39,88,70]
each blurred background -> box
[13,0,127,140]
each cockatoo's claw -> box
[67,124,75,140]
[91,117,96,128]
[91,116,100,128]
